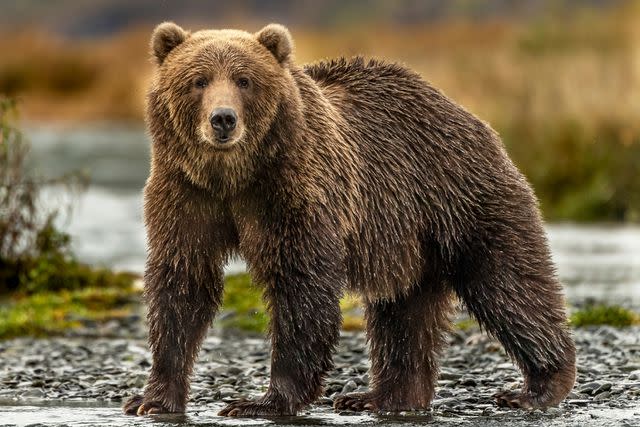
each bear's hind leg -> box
[454,251,576,409]
[334,283,452,412]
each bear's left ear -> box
[256,24,293,65]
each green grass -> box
[4,271,638,340]
[570,304,640,328]
[218,274,366,333]
[340,294,365,331]
[219,278,640,332]
[0,286,138,339]
[455,318,479,332]
[219,273,268,333]
[502,117,640,222]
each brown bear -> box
[123,22,576,417]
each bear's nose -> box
[210,108,237,136]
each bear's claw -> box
[218,398,291,417]
[493,390,535,410]
[333,392,381,412]
[123,394,173,415]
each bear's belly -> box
[343,228,425,302]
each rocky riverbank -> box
[1,324,639,426]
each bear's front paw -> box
[333,392,381,412]
[218,398,293,417]
[123,394,175,416]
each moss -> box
[0,286,139,339]
[455,318,479,332]
[570,304,639,328]
[340,294,365,331]
[217,277,499,334]
[219,274,368,333]
[218,273,267,333]
[4,271,638,339]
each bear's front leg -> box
[218,279,341,417]
[219,214,344,417]
[124,259,224,415]
[124,172,228,415]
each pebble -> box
[593,382,612,395]
[21,388,45,398]
[341,380,357,394]
[217,387,236,398]
[593,391,611,402]
[579,381,602,395]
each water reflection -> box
[2,400,639,427]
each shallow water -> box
[2,400,640,427]
[25,125,640,301]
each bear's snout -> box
[209,108,238,142]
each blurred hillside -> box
[0,0,624,37]
[0,0,639,221]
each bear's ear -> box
[151,22,188,65]
[256,24,293,65]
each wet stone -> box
[593,382,613,395]
[578,381,602,395]
[341,380,358,394]
[21,388,45,398]
[226,366,243,375]
[459,377,477,387]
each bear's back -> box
[303,57,536,299]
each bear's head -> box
[147,22,296,193]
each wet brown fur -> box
[123,22,576,417]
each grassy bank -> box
[2,271,639,339]
[0,285,138,339]
[219,273,365,333]
[217,273,640,334]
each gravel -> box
[0,323,639,426]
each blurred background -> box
[1,0,639,332]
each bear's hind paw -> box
[493,390,536,410]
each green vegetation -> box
[0,287,138,339]
[219,277,640,332]
[0,97,138,339]
[455,318,479,332]
[340,294,365,331]
[571,304,640,328]
[4,269,639,338]
[501,115,640,223]
[219,273,268,333]
[218,273,366,333]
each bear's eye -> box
[194,77,208,89]
[236,77,250,89]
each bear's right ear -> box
[151,22,188,65]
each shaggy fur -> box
[123,22,576,417]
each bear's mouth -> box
[199,127,243,151]
[204,139,238,151]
